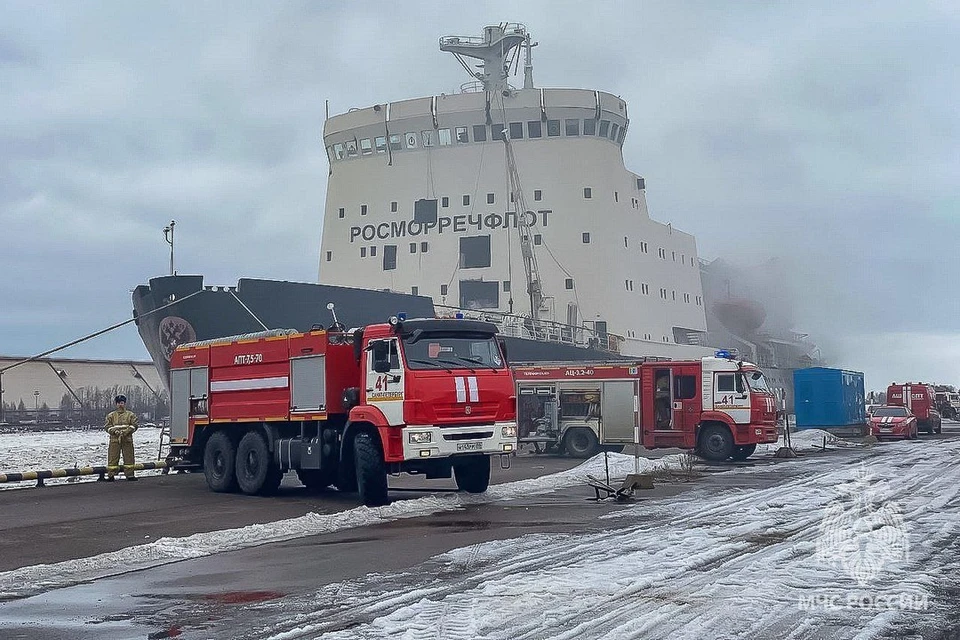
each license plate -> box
[456,442,483,452]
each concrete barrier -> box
[0,461,170,487]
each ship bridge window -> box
[391,201,398,213]
[582,233,591,243]
[618,127,627,144]
[472,125,487,142]
[609,123,620,141]
[487,193,495,204]
[346,140,358,157]
[361,204,368,216]
[455,126,469,143]
[641,283,649,295]
[491,125,506,141]
[360,138,372,155]
[584,119,597,136]
[360,247,367,258]
[421,241,428,253]
[546,119,561,137]
[441,196,449,208]
[410,242,417,254]
[459,280,499,310]
[338,207,345,219]
[459,235,491,269]
[583,187,592,199]
[637,177,645,190]
[658,248,666,259]
[334,143,345,160]
[528,121,542,138]
[640,241,648,253]
[414,199,438,224]
[565,278,574,290]
[534,189,542,201]
[326,251,332,262]
[370,245,377,257]
[383,245,397,271]
[599,120,610,137]
[462,194,470,206]
[439,129,452,145]
[441,284,448,296]
[502,281,511,292]
[509,122,524,139]
[375,136,386,153]
[412,286,418,295]
[534,234,542,245]
[421,130,435,147]
[565,119,580,136]
[389,135,402,151]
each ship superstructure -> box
[319,23,710,359]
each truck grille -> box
[433,402,499,421]
[442,431,494,441]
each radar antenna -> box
[439,23,536,93]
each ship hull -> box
[133,275,626,387]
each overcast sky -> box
[1,1,957,390]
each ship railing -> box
[439,35,487,47]
[460,81,485,93]
[435,306,623,353]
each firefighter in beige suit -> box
[103,395,139,481]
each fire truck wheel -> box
[731,444,756,461]
[354,432,389,506]
[236,431,279,495]
[203,431,238,493]
[697,424,734,462]
[563,428,599,458]
[453,455,491,493]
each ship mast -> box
[440,23,544,322]
[439,23,534,92]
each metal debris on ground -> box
[586,473,654,502]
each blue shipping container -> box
[793,367,866,429]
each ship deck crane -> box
[501,133,544,322]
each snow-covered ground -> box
[0,451,689,600]
[2,428,958,639]
[0,427,167,487]
[248,438,959,640]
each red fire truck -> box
[887,382,942,434]
[168,317,517,506]
[514,352,779,462]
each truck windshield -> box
[744,370,771,393]
[401,332,505,370]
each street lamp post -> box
[34,390,40,423]
[163,220,176,275]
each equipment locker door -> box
[600,380,637,443]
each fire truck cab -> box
[514,352,778,461]
[168,316,517,506]
[887,383,942,434]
